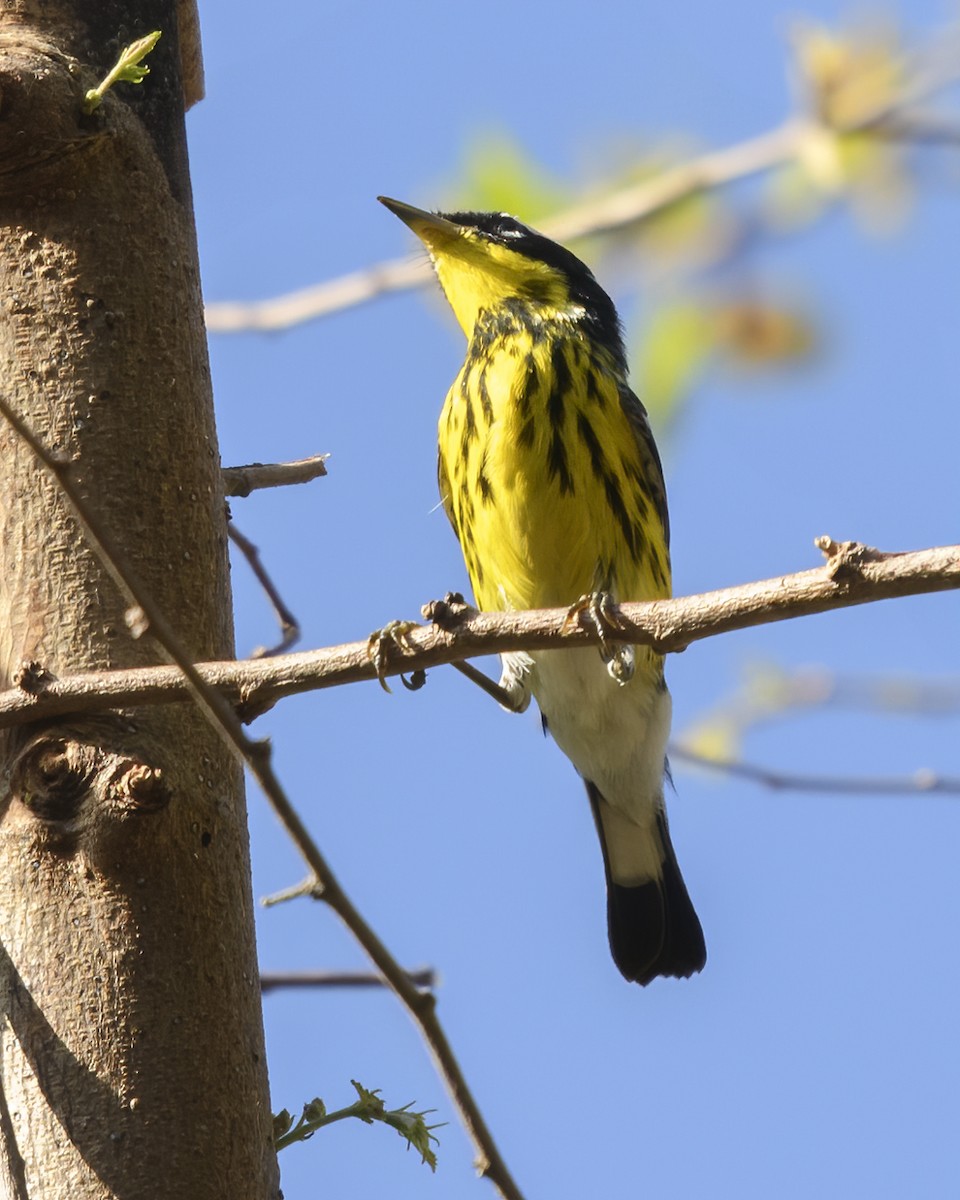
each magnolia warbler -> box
[380,197,705,985]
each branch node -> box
[12,659,55,694]
[421,592,475,630]
[816,536,883,582]
[114,761,170,813]
[411,987,438,1014]
[235,685,277,725]
[10,734,97,824]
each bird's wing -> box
[617,381,670,548]
[437,445,457,531]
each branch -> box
[204,127,802,333]
[222,455,329,497]
[228,522,300,655]
[1,540,956,730]
[260,969,438,992]
[0,396,525,1200]
[670,747,960,796]
[203,28,960,334]
[677,663,960,763]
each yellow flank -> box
[439,329,670,615]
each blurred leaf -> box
[711,299,817,369]
[791,20,906,128]
[635,292,816,429]
[784,20,915,231]
[624,154,723,263]
[840,133,913,233]
[764,159,831,229]
[447,133,571,222]
[633,302,714,429]
[675,717,742,763]
[765,134,912,233]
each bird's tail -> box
[587,782,706,985]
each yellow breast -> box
[437,326,671,615]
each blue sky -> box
[189,2,959,1196]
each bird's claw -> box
[367,619,419,693]
[564,591,635,685]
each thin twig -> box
[0,540,956,731]
[0,396,526,1200]
[261,877,320,907]
[670,747,960,795]
[222,455,329,497]
[677,665,960,759]
[260,968,437,992]
[205,256,431,332]
[228,522,300,656]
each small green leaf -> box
[382,1101,443,1172]
[273,1081,441,1171]
[83,30,162,115]
[272,1109,293,1140]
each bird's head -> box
[379,197,623,364]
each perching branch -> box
[0,539,956,730]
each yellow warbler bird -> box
[380,197,705,985]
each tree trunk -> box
[0,5,278,1197]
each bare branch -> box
[670,747,960,795]
[205,257,430,332]
[0,539,956,730]
[228,522,300,655]
[0,396,525,1200]
[222,455,329,497]
[260,969,438,992]
[677,664,960,762]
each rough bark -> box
[0,5,278,1198]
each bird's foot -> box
[366,619,423,693]
[564,591,635,685]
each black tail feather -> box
[587,783,706,985]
